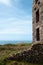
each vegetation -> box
[0,43,43,65]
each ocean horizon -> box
[0,40,32,45]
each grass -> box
[0,43,43,65]
[0,60,43,65]
[0,43,32,60]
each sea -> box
[0,40,32,45]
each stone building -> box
[32,0,43,44]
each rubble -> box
[6,44,43,63]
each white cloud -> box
[0,0,11,6]
[0,28,29,34]
[0,16,32,35]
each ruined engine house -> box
[33,0,43,44]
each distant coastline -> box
[0,40,32,45]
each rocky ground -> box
[6,43,43,63]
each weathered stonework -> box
[32,0,43,44]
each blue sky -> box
[0,0,32,41]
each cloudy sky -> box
[0,0,32,41]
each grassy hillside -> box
[0,43,31,59]
[0,43,43,65]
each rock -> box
[5,44,43,63]
[11,61,18,65]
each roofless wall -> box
[32,0,43,44]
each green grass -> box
[0,60,43,65]
[0,43,32,60]
[0,43,43,65]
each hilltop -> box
[0,43,43,65]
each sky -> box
[0,0,32,41]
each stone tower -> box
[32,0,43,44]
